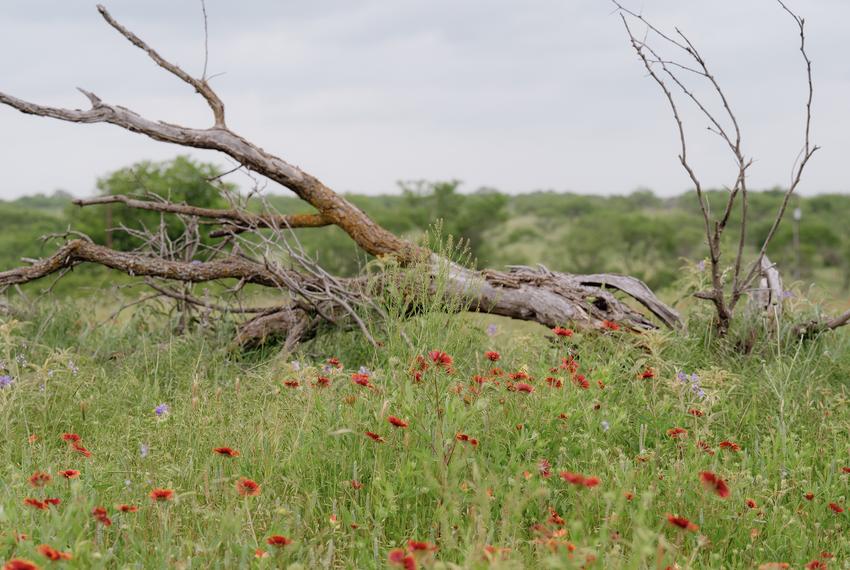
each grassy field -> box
[1,293,849,569]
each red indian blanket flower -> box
[428,350,453,367]
[666,514,699,532]
[351,373,373,388]
[44,498,61,506]
[746,498,758,509]
[602,320,620,331]
[688,408,704,417]
[71,442,92,457]
[804,492,814,501]
[351,480,364,490]
[573,374,589,389]
[213,447,240,457]
[388,548,417,569]
[640,368,655,379]
[59,469,80,479]
[559,471,600,488]
[150,488,174,502]
[552,326,573,337]
[485,351,501,361]
[29,471,51,488]
[828,502,844,513]
[3,559,40,570]
[266,535,293,547]
[37,544,72,561]
[92,506,112,526]
[388,416,409,428]
[719,440,741,452]
[116,504,139,512]
[61,433,81,443]
[700,471,731,498]
[365,431,385,443]
[515,382,534,393]
[236,478,261,497]
[283,380,300,388]
[24,498,48,510]
[666,427,688,439]
[407,540,437,552]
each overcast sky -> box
[1,0,848,199]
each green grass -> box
[0,298,849,569]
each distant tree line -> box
[2,157,848,294]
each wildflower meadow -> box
[0,286,848,570]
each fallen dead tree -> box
[8,3,835,350]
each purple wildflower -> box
[154,403,170,416]
[0,375,13,388]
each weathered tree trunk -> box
[0,4,683,349]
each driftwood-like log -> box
[0,4,684,349]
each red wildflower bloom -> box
[688,408,704,417]
[28,434,38,444]
[61,433,81,443]
[666,427,688,439]
[666,514,699,532]
[315,376,331,387]
[365,431,385,443]
[545,376,563,388]
[719,440,741,452]
[640,368,655,379]
[3,560,40,570]
[805,561,826,570]
[515,382,534,393]
[485,351,500,361]
[602,320,620,331]
[283,379,300,388]
[327,357,342,368]
[116,504,138,512]
[428,350,453,367]
[43,498,61,506]
[559,471,600,488]
[573,374,589,389]
[92,506,112,526]
[266,535,293,547]
[149,488,174,502]
[255,549,269,559]
[597,380,606,389]
[37,544,72,561]
[841,466,850,473]
[71,442,91,457]
[697,440,715,455]
[700,471,731,498]
[746,498,758,509]
[804,492,814,501]
[552,326,573,337]
[624,492,634,501]
[490,367,505,377]
[509,371,530,381]
[236,478,261,497]
[388,549,417,570]
[407,540,437,552]
[548,507,565,526]
[351,480,364,490]
[828,502,844,513]
[213,447,240,458]
[59,469,80,479]
[29,471,51,488]
[559,356,579,372]
[24,498,47,510]
[351,373,373,388]
[388,416,409,428]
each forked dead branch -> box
[0,4,682,349]
[612,0,848,336]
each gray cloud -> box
[1,0,848,199]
